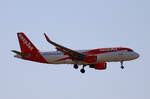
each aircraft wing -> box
[44,33,85,59]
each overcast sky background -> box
[0,0,150,99]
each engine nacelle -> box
[94,62,107,70]
[83,55,97,63]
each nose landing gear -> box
[121,61,124,69]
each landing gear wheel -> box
[121,66,124,69]
[74,64,78,69]
[120,61,124,69]
[80,69,85,73]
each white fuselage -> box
[39,49,139,64]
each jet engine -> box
[93,62,107,70]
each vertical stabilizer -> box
[17,32,48,63]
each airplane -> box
[12,32,139,73]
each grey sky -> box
[0,0,150,99]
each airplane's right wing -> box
[44,33,85,60]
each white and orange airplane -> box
[12,32,139,73]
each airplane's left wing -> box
[44,33,85,60]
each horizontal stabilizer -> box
[11,50,26,57]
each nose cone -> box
[134,52,140,59]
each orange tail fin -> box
[17,32,48,63]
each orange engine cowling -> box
[83,55,97,63]
[94,62,107,70]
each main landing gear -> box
[121,61,124,69]
[73,64,86,73]
[80,65,86,73]
[74,64,78,69]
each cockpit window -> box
[128,49,133,52]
